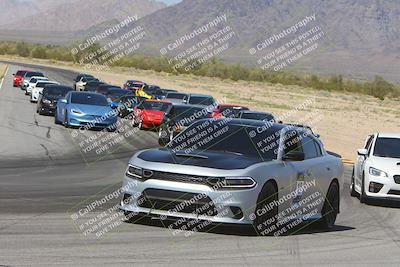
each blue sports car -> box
[55,91,118,131]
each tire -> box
[360,173,368,204]
[320,181,339,230]
[138,120,144,130]
[54,112,61,124]
[252,181,278,236]
[350,168,358,197]
[64,111,70,128]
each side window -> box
[313,140,323,157]
[302,136,319,159]
[284,130,303,155]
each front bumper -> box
[39,103,57,114]
[68,114,118,129]
[365,173,400,200]
[119,175,259,225]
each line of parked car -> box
[11,69,400,235]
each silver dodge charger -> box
[120,119,344,235]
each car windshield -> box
[169,106,209,122]
[107,90,132,101]
[168,121,280,161]
[44,87,72,98]
[26,72,44,78]
[373,137,400,158]
[143,101,170,111]
[16,71,27,76]
[241,112,275,121]
[220,107,248,118]
[166,93,187,100]
[36,82,54,88]
[71,93,108,106]
[189,96,214,106]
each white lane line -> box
[0,65,9,91]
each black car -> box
[153,89,178,100]
[36,85,73,115]
[117,95,146,118]
[106,88,133,103]
[143,85,161,96]
[83,80,104,91]
[158,104,211,145]
[95,84,122,95]
[238,110,276,122]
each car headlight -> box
[71,109,83,115]
[212,176,257,190]
[369,167,388,178]
[125,165,143,180]
[43,99,51,104]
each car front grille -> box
[137,189,218,216]
[141,170,222,187]
[394,175,400,184]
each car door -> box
[355,135,374,188]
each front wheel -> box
[360,173,368,204]
[252,181,278,236]
[64,111,70,128]
[350,168,358,197]
[320,181,339,230]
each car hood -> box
[370,156,400,174]
[68,103,114,116]
[137,148,263,170]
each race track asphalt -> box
[0,62,399,266]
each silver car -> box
[120,119,344,235]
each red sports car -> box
[13,70,29,87]
[212,104,249,119]
[133,100,172,129]
[123,80,146,91]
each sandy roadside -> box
[1,55,399,161]
[0,63,7,80]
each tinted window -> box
[241,112,275,121]
[16,71,27,76]
[220,107,248,118]
[188,96,215,106]
[26,72,44,78]
[166,93,187,100]
[284,131,303,154]
[36,82,54,88]
[302,136,319,159]
[373,138,400,158]
[168,106,208,122]
[168,121,281,161]
[143,101,171,111]
[43,87,72,98]
[70,93,108,106]
[107,90,132,101]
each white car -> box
[120,120,344,234]
[30,81,59,103]
[75,76,96,91]
[351,133,400,202]
[25,76,48,95]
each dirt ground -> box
[0,63,7,79]
[2,56,399,161]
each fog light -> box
[229,206,243,219]
[369,182,384,193]
[121,194,133,205]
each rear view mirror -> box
[357,148,368,156]
[283,151,305,161]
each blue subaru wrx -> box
[55,91,118,131]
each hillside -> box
[0,0,166,32]
[128,0,400,82]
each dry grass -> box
[0,63,7,79]
[2,55,399,161]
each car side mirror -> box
[59,98,67,104]
[13,73,15,76]
[357,148,368,156]
[283,151,305,161]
